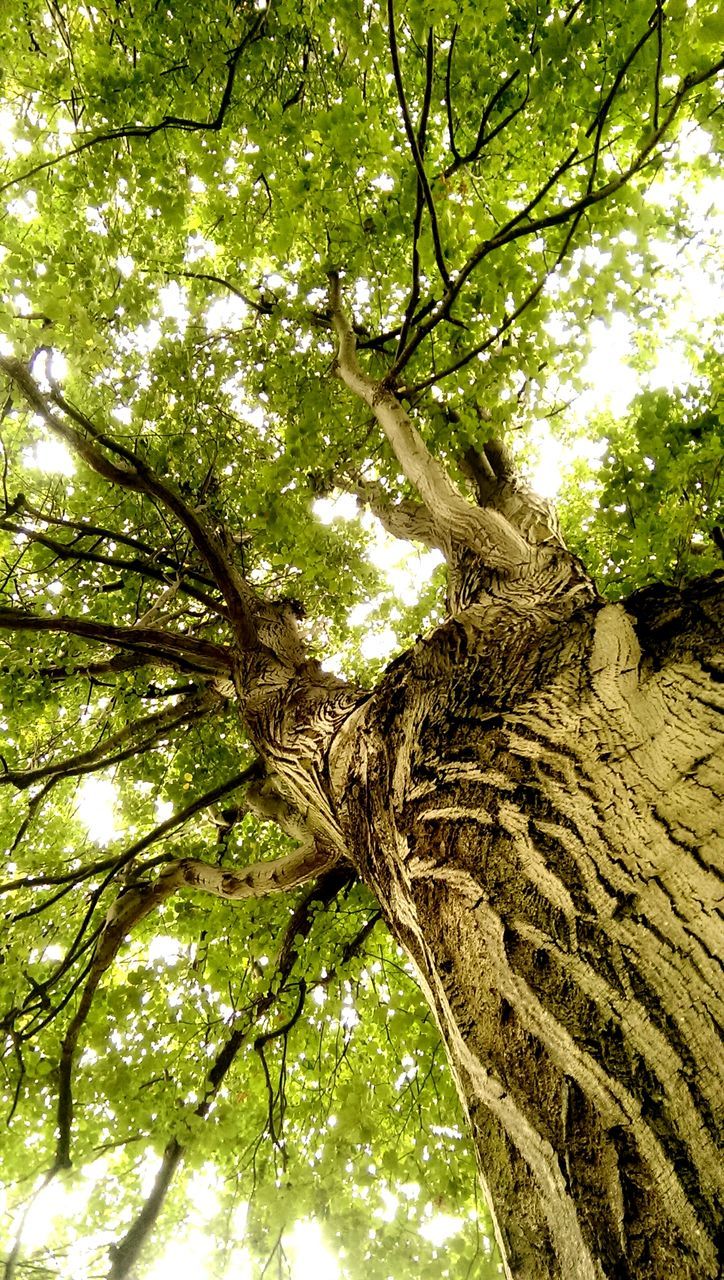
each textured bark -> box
[327,573,723,1280]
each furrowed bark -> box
[327,572,723,1279]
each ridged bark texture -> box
[331,575,723,1280]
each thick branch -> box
[1,762,263,901]
[0,607,232,676]
[156,841,339,902]
[354,478,441,549]
[329,274,530,571]
[54,833,334,1170]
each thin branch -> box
[653,1,665,130]
[105,868,353,1280]
[584,21,656,196]
[0,688,219,790]
[6,496,217,590]
[0,519,225,615]
[387,54,724,378]
[173,270,274,316]
[444,25,461,163]
[0,11,269,198]
[444,66,529,179]
[399,212,582,396]
[397,25,435,357]
[0,356,258,647]
[387,1,450,288]
[585,22,657,143]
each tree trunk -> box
[329,573,723,1280]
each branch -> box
[387,2,450,288]
[155,841,339,903]
[106,1138,184,1280]
[0,11,269,197]
[397,25,436,357]
[0,518,225,615]
[0,607,232,676]
[36,651,153,682]
[6,496,218,591]
[388,53,724,378]
[0,356,258,647]
[459,440,562,547]
[399,208,583,396]
[1,762,263,903]
[329,273,529,571]
[173,269,274,316]
[652,1,664,130]
[105,868,353,1280]
[354,478,441,549]
[444,24,461,163]
[53,834,335,1170]
[444,66,529,179]
[0,688,220,790]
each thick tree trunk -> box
[329,574,723,1280]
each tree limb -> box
[105,865,351,1280]
[354,478,441,549]
[6,495,218,591]
[0,356,258,647]
[1,762,263,906]
[397,25,436,357]
[53,835,336,1170]
[0,518,226,615]
[0,607,232,675]
[329,273,530,570]
[0,688,220,790]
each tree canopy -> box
[0,1,721,1277]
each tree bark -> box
[328,572,723,1279]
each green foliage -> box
[0,0,721,1276]
[560,379,723,597]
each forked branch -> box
[0,356,258,647]
[329,273,529,571]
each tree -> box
[0,1,721,1277]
